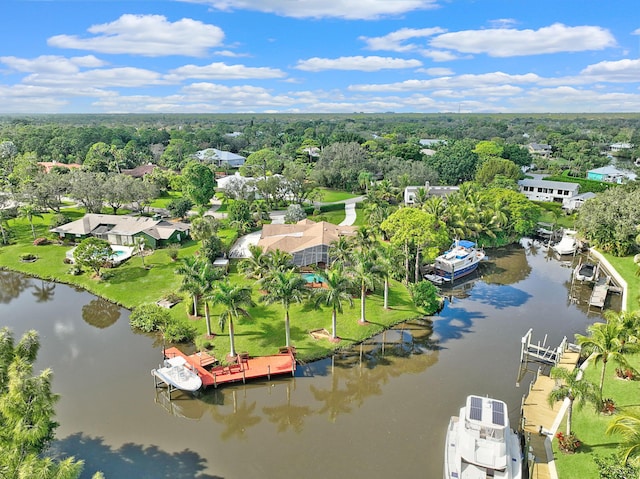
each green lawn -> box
[149,191,182,209]
[602,253,639,311]
[554,354,640,479]
[317,188,361,203]
[0,212,422,363]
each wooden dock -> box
[163,347,296,389]
[521,350,581,479]
[589,276,610,309]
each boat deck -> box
[521,351,580,479]
[163,347,296,388]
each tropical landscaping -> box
[1,113,640,477]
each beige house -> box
[50,214,190,249]
[258,219,357,267]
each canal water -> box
[0,240,617,479]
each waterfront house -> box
[586,165,635,184]
[258,219,357,267]
[404,182,459,205]
[517,179,579,205]
[563,192,597,212]
[50,214,190,249]
[610,142,632,153]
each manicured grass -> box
[149,191,182,209]
[602,253,639,311]
[317,188,361,203]
[553,354,640,479]
[0,213,422,363]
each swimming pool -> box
[301,273,324,283]
[66,245,134,265]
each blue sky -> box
[1,0,639,114]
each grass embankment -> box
[602,253,640,311]
[553,354,640,478]
[0,211,421,363]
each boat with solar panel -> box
[444,395,523,479]
[429,240,485,283]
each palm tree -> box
[259,270,308,348]
[206,280,254,359]
[604,309,640,348]
[376,243,398,310]
[547,366,601,435]
[175,257,210,317]
[329,236,353,266]
[576,318,636,396]
[348,250,383,324]
[312,263,354,340]
[18,204,43,240]
[265,249,294,272]
[133,236,148,268]
[239,244,270,280]
[355,226,376,250]
[606,409,640,466]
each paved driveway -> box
[228,230,262,259]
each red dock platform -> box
[163,347,296,388]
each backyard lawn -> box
[0,212,423,363]
[553,353,640,478]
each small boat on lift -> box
[573,261,598,282]
[552,229,577,256]
[152,355,202,393]
[444,395,523,479]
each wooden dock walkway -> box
[521,350,581,479]
[163,347,296,389]
[589,276,610,309]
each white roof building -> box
[193,148,246,168]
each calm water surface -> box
[0,240,617,479]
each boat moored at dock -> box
[152,356,203,394]
[444,395,523,479]
[429,240,485,283]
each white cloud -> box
[349,72,541,92]
[360,27,446,51]
[180,0,439,20]
[421,67,454,76]
[295,56,422,72]
[22,67,164,88]
[0,55,106,74]
[214,50,250,58]
[580,58,640,82]
[47,14,225,57]
[431,23,616,57]
[488,18,518,28]
[165,62,286,81]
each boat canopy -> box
[458,240,476,248]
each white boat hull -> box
[152,356,202,392]
[432,240,485,283]
[444,395,523,479]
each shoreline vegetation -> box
[0,210,424,364]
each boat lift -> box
[519,328,567,366]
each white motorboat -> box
[444,395,523,479]
[552,229,577,255]
[430,240,485,283]
[152,356,202,393]
[573,261,597,282]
